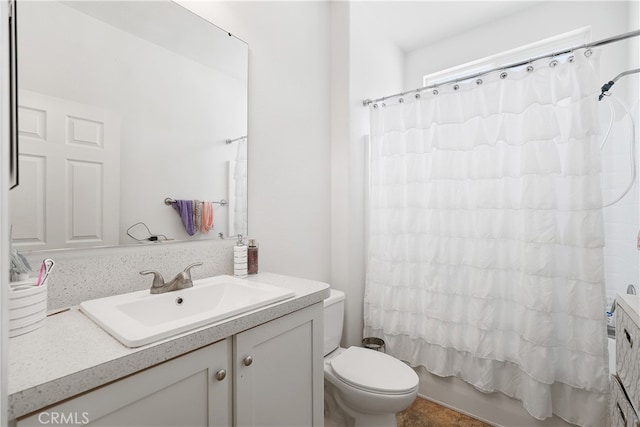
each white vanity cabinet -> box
[610,294,640,427]
[14,303,324,427]
[16,338,233,427]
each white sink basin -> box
[79,275,295,347]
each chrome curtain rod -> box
[363,29,640,106]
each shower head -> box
[598,68,640,100]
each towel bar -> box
[164,198,227,207]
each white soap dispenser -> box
[233,234,248,278]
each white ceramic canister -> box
[8,280,47,337]
[234,235,248,278]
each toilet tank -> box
[323,289,345,356]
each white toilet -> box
[323,289,419,427]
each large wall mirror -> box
[10,0,248,251]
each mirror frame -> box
[9,0,18,190]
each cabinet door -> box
[616,303,640,414]
[234,303,324,427]
[17,339,232,427]
[610,375,640,427]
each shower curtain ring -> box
[549,52,561,68]
[526,59,535,72]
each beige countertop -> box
[8,273,330,420]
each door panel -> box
[10,90,120,249]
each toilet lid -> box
[330,346,418,394]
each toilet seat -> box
[329,346,418,395]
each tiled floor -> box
[397,397,490,427]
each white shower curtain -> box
[364,50,610,426]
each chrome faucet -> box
[140,262,203,294]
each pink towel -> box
[201,201,214,233]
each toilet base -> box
[326,379,397,427]
[333,387,398,427]
[325,380,355,426]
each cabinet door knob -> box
[215,369,227,381]
[243,355,253,366]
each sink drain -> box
[175,296,184,305]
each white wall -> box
[330,2,404,348]
[329,2,352,346]
[180,1,332,283]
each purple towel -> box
[172,200,195,236]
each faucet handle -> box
[140,270,165,287]
[183,262,203,279]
